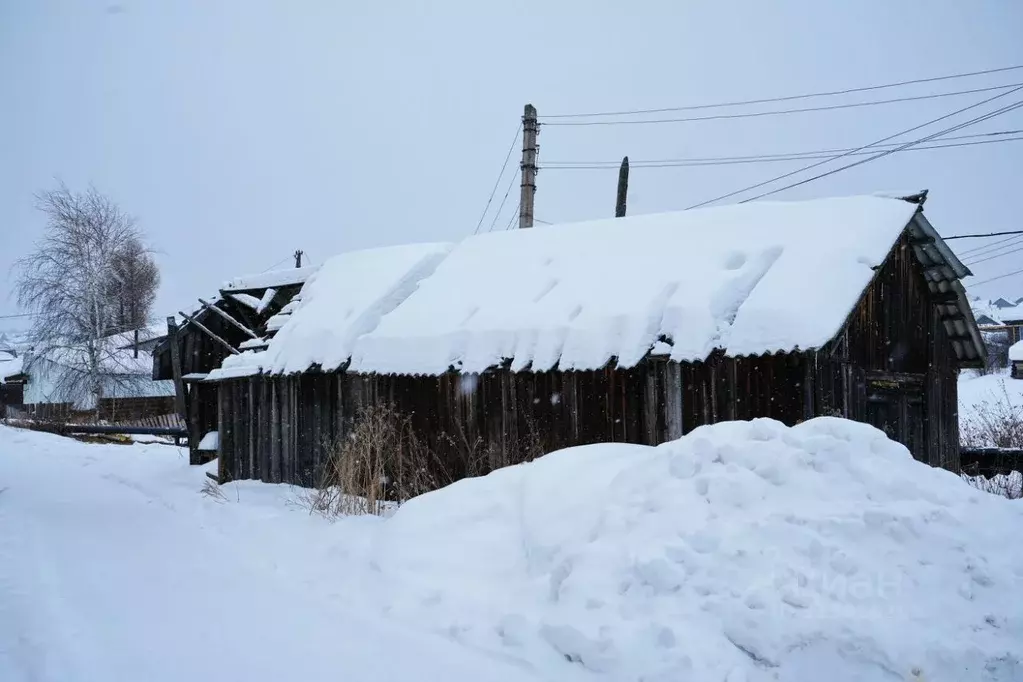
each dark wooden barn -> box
[151,265,315,463]
[202,193,985,487]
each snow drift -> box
[2,418,1021,681]
[373,417,1023,681]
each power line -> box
[966,244,1023,266]
[957,234,1023,258]
[542,135,1023,169]
[686,85,1023,209]
[261,255,291,273]
[971,267,1023,287]
[504,201,521,231]
[541,65,1023,118]
[735,98,1023,204]
[487,166,519,233]
[540,83,1023,126]
[945,230,1023,240]
[958,233,1023,253]
[544,129,1023,165]
[474,123,522,235]
[0,313,36,320]
[959,238,1023,263]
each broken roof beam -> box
[198,298,259,339]
[177,310,240,355]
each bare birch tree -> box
[15,184,159,409]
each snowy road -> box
[2,421,1022,682]
[0,427,541,682]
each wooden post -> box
[664,362,683,441]
[519,104,539,229]
[133,328,139,359]
[294,250,304,268]
[616,156,629,217]
[166,316,187,423]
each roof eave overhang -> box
[908,211,987,368]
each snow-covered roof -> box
[0,353,24,382]
[221,265,318,293]
[42,347,155,376]
[208,194,984,379]
[107,324,166,349]
[353,195,923,374]
[207,243,451,379]
[966,294,1023,327]
[970,297,1005,327]
[991,297,1018,309]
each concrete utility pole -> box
[519,104,539,229]
[294,249,304,268]
[616,156,630,218]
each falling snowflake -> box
[459,374,478,396]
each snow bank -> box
[352,195,920,374]
[959,370,1023,424]
[1009,341,1023,362]
[373,417,1023,681]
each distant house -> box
[967,296,1023,369]
[194,192,982,486]
[151,264,316,463]
[998,312,1023,346]
[17,325,175,421]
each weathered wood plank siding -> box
[217,356,830,487]
[929,311,961,470]
[841,233,960,469]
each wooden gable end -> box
[843,231,936,374]
[835,228,961,469]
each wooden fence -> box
[5,406,184,431]
[960,447,1023,477]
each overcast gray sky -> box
[2,1,1022,327]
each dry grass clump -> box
[960,381,1023,449]
[306,405,547,519]
[200,477,229,503]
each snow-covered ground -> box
[2,419,1022,681]
[0,428,533,682]
[958,369,1023,428]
